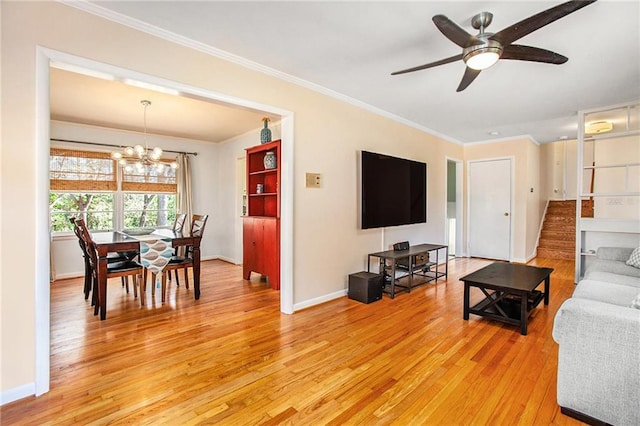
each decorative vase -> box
[263,151,277,170]
[260,117,272,144]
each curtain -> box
[176,153,193,232]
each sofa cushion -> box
[597,246,634,262]
[585,271,640,288]
[572,279,640,307]
[626,247,640,268]
[585,259,640,279]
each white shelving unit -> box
[575,102,640,282]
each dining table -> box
[91,228,202,320]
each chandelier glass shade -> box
[111,100,178,172]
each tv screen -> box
[361,151,427,229]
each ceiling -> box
[50,67,277,142]
[59,1,640,144]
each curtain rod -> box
[50,138,198,156]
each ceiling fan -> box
[391,0,597,92]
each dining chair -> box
[162,214,208,297]
[74,218,147,312]
[167,213,188,285]
[173,213,187,234]
[69,217,134,301]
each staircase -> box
[537,200,593,260]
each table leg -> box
[444,246,448,280]
[520,293,528,335]
[408,259,413,293]
[544,276,550,305]
[390,262,396,299]
[463,282,470,320]
[193,244,201,300]
[97,253,108,320]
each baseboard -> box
[293,289,347,312]
[1,382,35,406]
[560,406,612,426]
[208,255,240,265]
[54,271,84,280]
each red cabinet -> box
[243,217,280,290]
[243,140,281,290]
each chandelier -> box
[111,100,178,172]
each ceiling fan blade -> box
[433,15,478,47]
[490,0,597,46]
[391,54,463,75]
[501,45,568,64]
[456,67,481,92]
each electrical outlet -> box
[306,173,321,188]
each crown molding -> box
[60,1,462,146]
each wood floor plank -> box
[0,258,586,425]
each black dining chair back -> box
[70,216,93,300]
[74,218,146,313]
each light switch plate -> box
[306,173,321,188]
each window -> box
[50,192,114,232]
[124,193,177,229]
[49,148,177,233]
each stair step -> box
[542,222,576,235]
[543,215,576,223]
[537,247,575,260]
[538,239,575,250]
[537,200,580,260]
[541,230,574,240]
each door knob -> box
[504,212,509,216]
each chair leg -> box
[83,258,92,300]
[161,273,167,303]
[175,270,180,287]
[151,273,157,296]
[184,268,189,289]
[133,275,138,298]
[92,275,99,315]
[139,272,146,306]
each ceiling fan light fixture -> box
[585,120,613,134]
[463,41,503,70]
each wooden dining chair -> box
[173,213,187,234]
[69,217,133,301]
[162,214,208,297]
[75,218,147,312]
[167,213,188,285]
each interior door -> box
[468,158,511,260]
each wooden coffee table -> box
[461,262,553,335]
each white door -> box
[468,158,511,260]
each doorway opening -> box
[446,158,463,257]
[37,47,294,396]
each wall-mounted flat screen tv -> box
[361,150,427,229]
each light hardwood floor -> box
[1,257,585,425]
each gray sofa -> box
[553,247,640,426]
